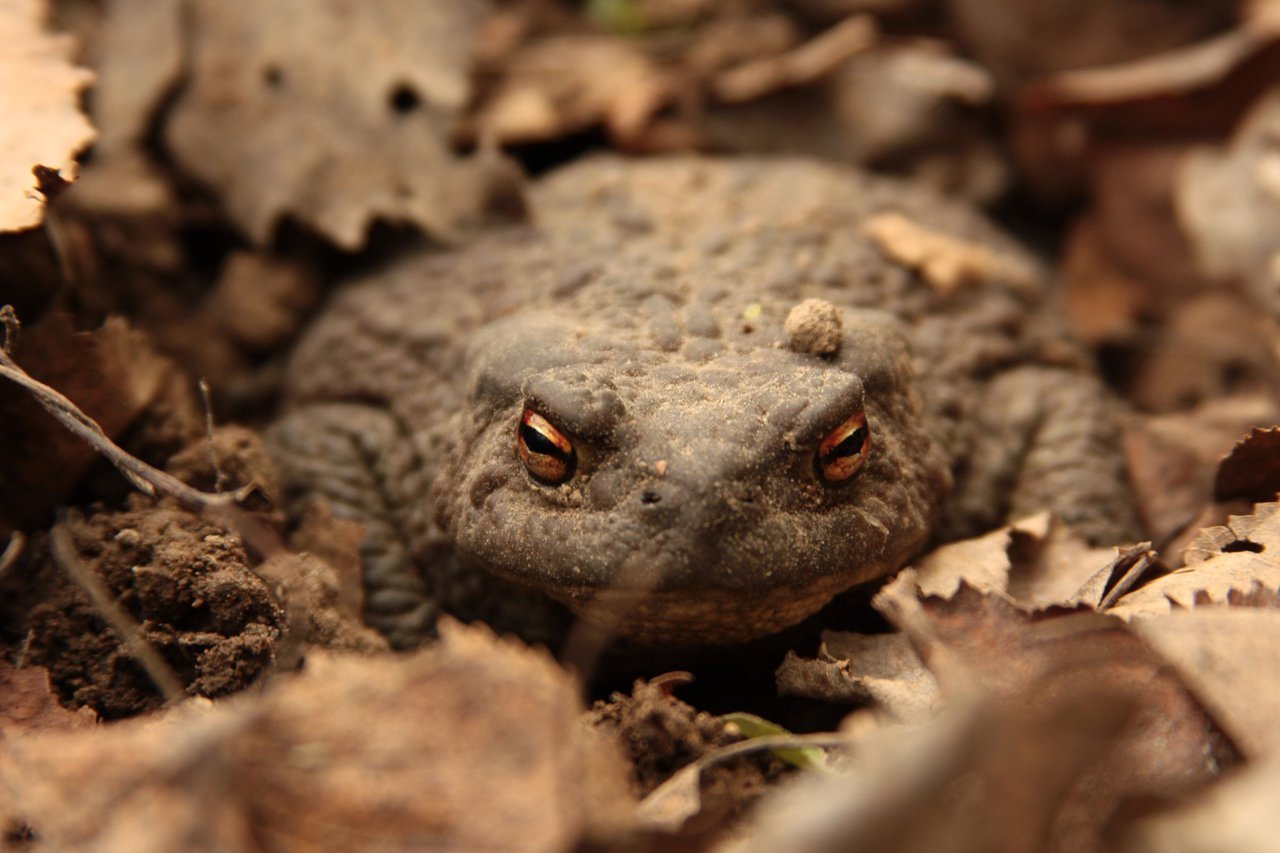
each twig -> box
[0,531,24,580]
[0,304,18,353]
[0,311,284,557]
[198,378,228,493]
[0,344,252,509]
[49,520,186,705]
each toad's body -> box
[271,157,1136,647]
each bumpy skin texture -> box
[270,156,1138,646]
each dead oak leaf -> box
[1130,609,1280,761]
[0,0,96,232]
[0,662,96,732]
[1177,88,1280,315]
[1109,502,1280,619]
[469,35,671,146]
[1127,753,1280,853]
[754,584,1227,853]
[776,631,940,724]
[0,313,170,529]
[166,0,516,250]
[1,621,633,850]
[911,512,1115,609]
[1214,426,1280,503]
[862,211,1038,296]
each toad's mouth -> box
[541,570,858,645]
[474,538,907,645]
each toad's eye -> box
[518,408,577,485]
[815,412,870,487]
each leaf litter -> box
[0,0,96,232]
[4,0,1280,850]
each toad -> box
[269,157,1138,648]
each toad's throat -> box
[543,570,856,645]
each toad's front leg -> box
[267,403,438,648]
[943,365,1142,545]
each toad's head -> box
[436,294,950,644]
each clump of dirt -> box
[165,423,282,502]
[20,503,284,718]
[589,678,788,815]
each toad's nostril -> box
[641,490,662,505]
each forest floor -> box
[2,1,1280,850]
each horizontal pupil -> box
[521,423,569,459]
[823,427,867,464]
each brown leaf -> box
[745,603,1226,853]
[1060,217,1151,345]
[1110,502,1280,618]
[1123,396,1280,545]
[1123,294,1280,413]
[911,512,1113,609]
[1013,21,1280,200]
[874,584,1231,852]
[946,0,1230,82]
[1126,754,1280,852]
[89,0,183,160]
[1177,88,1280,315]
[165,0,520,249]
[1214,426,1280,503]
[470,35,671,146]
[1,621,634,849]
[776,631,940,723]
[0,662,96,732]
[1072,542,1167,610]
[711,15,877,104]
[0,314,171,529]
[861,212,1038,297]
[1130,609,1280,760]
[0,0,97,232]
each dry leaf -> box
[711,15,877,103]
[1060,218,1151,345]
[862,212,1037,296]
[470,35,671,146]
[1110,502,1280,618]
[1214,426,1280,503]
[89,0,182,160]
[1013,20,1280,200]
[0,0,97,232]
[0,314,170,529]
[1071,542,1167,610]
[910,512,1113,609]
[1123,294,1280,413]
[166,0,519,249]
[877,583,1229,851]
[1130,609,1280,760]
[776,631,940,723]
[946,0,1229,82]
[1177,88,1280,314]
[0,662,96,732]
[1126,755,1280,853]
[1,621,634,850]
[740,599,1224,853]
[1123,397,1280,545]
